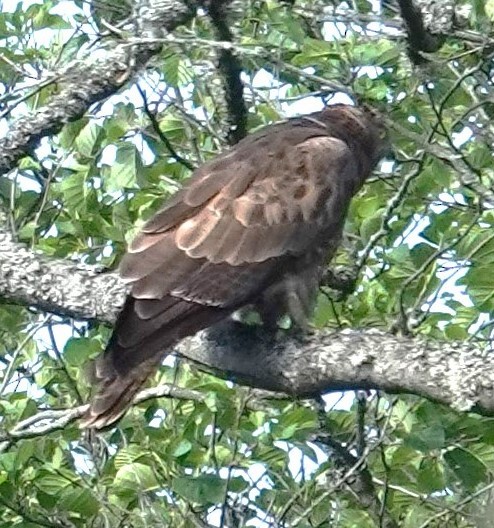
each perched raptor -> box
[81,104,388,429]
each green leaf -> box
[63,337,101,367]
[114,463,159,494]
[417,458,446,493]
[458,267,494,310]
[171,475,226,505]
[75,122,104,158]
[32,8,71,30]
[58,489,99,516]
[356,195,381,217]
[171,439,192,458]
[114,445,147,469]
[59,170,89,212]
[105,143,141,191]
[17,221,37,240]
[402,505,435,528]
[444,324,468,340]
[407,424,445,452]
[457,231,494,264]
[444,447,487,490]
[204,391,218,412]
[486,0,494,20]
[38,473,71,495]
[272,406,317,440]
[291,38,339,66]
[59,118,89,149]
[162,55,193,87]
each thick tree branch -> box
[0,214,126,323]
[396,0,454,62]
[191,322,494,416]
[0,0,200,175]
[1,214,494,420]
[207,1,248,144]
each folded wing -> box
[82,122,359,428]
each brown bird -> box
[81,104,388,429]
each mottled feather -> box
[80,104,388,429]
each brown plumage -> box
[80,104,388,429]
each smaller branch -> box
[208,1,248,145]
[289,447,371,526]
[396,0,452,62]
[313,432,398,528]
[389,119,494,202]
[0,1,200,175]
[0,384,206,447]
[0,495,72,528]
[0,75,59,121]
[372,477,426,500]
[140,35,350,95]
[0,53,130,175]
[137,84,195,171]
[0,382,274,448]
[0,317,48,396]
[48,323,84,404]
[418,480,494,528]
[356,160,423,272]
[355,391,367,458]
[397,0,442,52]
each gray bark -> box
[0,0,199,175]
[1,215,493,418]
[0,215,126,323]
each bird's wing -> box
[82,126,360,429]
[121,132,358,299]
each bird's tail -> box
[79,354,162,430]
[80,296,228,429]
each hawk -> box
[81,104,388,429]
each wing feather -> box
[83,117,370,429]
[129,257,202,298]
[175,209,222,252]
[172,261,274,306]
[120,234,177,281]
[185,214,238,260]
[140,200,198,234]
[126,135,356,291]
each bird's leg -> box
[256,273,318,338]
[285,289,318,343]
[255,279,287,332]
[285,271,319,333]
[255,302,282,333]
[286,290,311,331]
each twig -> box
[137,84,195,171]
[418,481,494,528]
[0,382,274,449]
[0,316,50,397]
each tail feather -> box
[80,357,160,429]
[80,295,230,429]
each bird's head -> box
[318,104,390,166]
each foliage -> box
[2,0,494,526]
